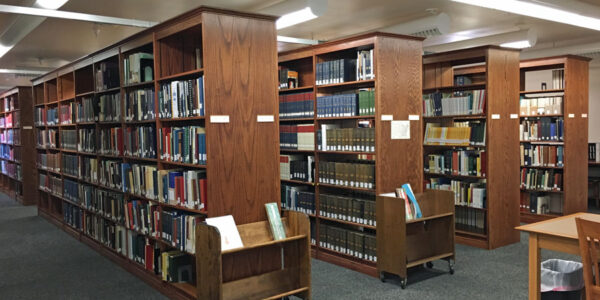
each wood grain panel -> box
[202,10,280,283]
[486,48,520,249]
[19,86,36,205]
[374,36,423,194]
[564,57,589,214]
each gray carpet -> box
[0,192,581,299]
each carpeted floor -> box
[0,192,581,299]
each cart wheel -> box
[425,261,434,269]
[400,278,407,289]
[448,259,455,275]
[379,272,386,283]
[449,266,455,275]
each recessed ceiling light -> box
[0,45,13,58]
[452,0,600,31]
[35,0,69,10]
[276,7,318,30]
[500,40,533,49]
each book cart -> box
[196,210,311,300]
[376,189,455,288]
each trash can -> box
[541,259,584,300]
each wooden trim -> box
[423,45,519,65]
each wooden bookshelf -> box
[519,55,590,223]
[0,86,35,205]
[422,46,521,249]
[278,32,425,276]
[32,7,284,300]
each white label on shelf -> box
[408,115,420,121]
[491,114,500,119]
[391,120,410,140]
[23,126,33,130]
[510,114,518,119]
[568,113,575,118]
[210,115,230,123]
[256,115,274,122]
[381,114,393,121]
[582,113,588,118]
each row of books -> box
[98,93,122,122]
[0,129,19,145]
[318,126,375,153]
[47,107,58,126]
[519,118,564,141]
[280,124,314,150]
[77,128,96,152]
[319,193,376,226]
[456,206,486,235]
[96,61,120,91]
[521,193,563,215]
[520,168,563,191]
[63,179,79,202]
[520,144,564,167]
[425,178,486,208]
[590,143,600,163]
[158,126,207,165]
[425,150,487,177]
[78,97,96,123]
[63,202,82,229]
[160,210,203,253]
[0,161,20,180]
[278,67,298,89]
[62,154,78,177]
[158,77,205,118]
[125,89,156,121]
[551,69,565,89]
[81,186,125,223]
[125,200,158,236]
[0,144,18,161]
[316,58,357,85]
[123,52,154,85]
[281,185,315,215]
[319,223,376,262]
[60,103,77,124]
[36,129,58,148]
[279,92,314,119]
[318,161,375,189]
[34,107,45,126]
[423,90,486,117]
[99,127,123,156]
[519,96,563,116]
[124,126,156,159]
[3,96,16,112]
[423,121,486,146]
[2,111,18,128]
[316,91,375,118]
[279,155,314,182]
[37,152,60,171]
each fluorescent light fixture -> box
[35,0,68,10]
[452,0,600,31]
[0,45,13,58]
[0,68,47,75]
[276,7,318,30]
[500,40,532,49]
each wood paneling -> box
[375,36,423,194]
[486,48,521,248]
[564,57,590,214]
[202,11,279,224]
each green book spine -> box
[265,202,286,240]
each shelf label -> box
[391,120,410,140]
[210,115,230,123]
[568,113,575,118]
[381,114,393,121]
[582,113,588,118]
[257,115,274,122]
[23,126,33,130]
[491,114,500,119]
[408,115,420,121]
[510,114,518,119]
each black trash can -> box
[541,259,584,300]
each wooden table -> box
[516,213,600,300]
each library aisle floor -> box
[0,192,579,300]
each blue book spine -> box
[402,183,422,218]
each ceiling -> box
[1,0,600,91]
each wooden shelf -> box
[76,91,95,97]
[281,179,315,186]
[124,119,155,124]
[520,89,564,95]
[158,68,203,82]
[95,86,121,94]
[456,229,488,239]
[316,79,375,89]
[520,114,563,118]
[318,182,375,192]
[279,117,314,122]
[423,114,487,120]
[123,156,158,163]
[317,115,374,121]
[520,140,564,145]
[317,150,374,155]
[280,149,314,153]
[520,188,563,194]
[159,116,205,122]
[159,160,206,169]
[278,86,314,93]
[424,172,485,180]
[520,211,562,223]
[122,80,154,89]
[318,215,376,230]
[423,83,486,93]
[424,144,486,148]
[521,165,563,170]
[590,162,600,166]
